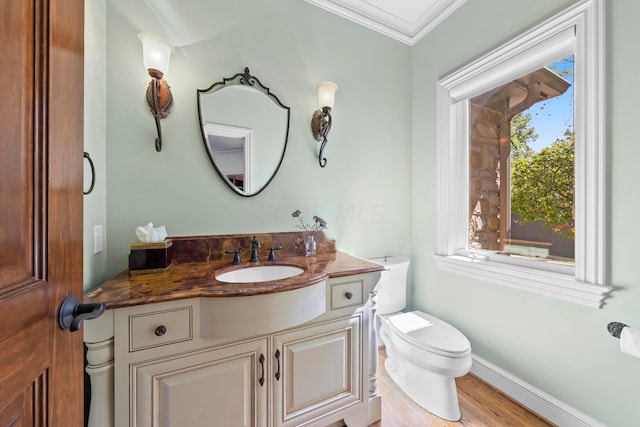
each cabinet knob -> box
[154,325,167,336]
[345,292,353,300]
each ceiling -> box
[305,0,467,45]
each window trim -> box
[434,0,610,307]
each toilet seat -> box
[387,311,470,357]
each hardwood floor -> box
[369,348,555,427]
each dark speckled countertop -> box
[84,232,384,310]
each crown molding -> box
[305,0,466,45]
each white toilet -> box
[370,256,472,421]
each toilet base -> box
[384,352,462,421]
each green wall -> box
[410,1,640,425]
[89,0,412,282]
[83,0,107,290]
[83,0,640,425]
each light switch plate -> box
[93,224,103,254]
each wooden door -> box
[0,0,85,425]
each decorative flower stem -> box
[291,209,327,232]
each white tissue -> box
[620,327,640,359]
[135,222,168,243]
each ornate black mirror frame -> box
[197,67,291,197]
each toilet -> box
[370,256,471,421]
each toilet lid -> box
[387,311,470,356]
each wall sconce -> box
[138,32,174,152]
[311,81,338,167]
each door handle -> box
[83,152,96,195]
[58,294,105,332]
[259,354,265,386]
[275,349,281,381]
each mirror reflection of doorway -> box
[197,68,291,197]
[204,123,253,193]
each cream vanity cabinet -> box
[85,272,381,427]
[272,314,362,427]
[132,336,269,426]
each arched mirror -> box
[197,67,290,196]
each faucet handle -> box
[268,246,282,262]
[225,249,242,265]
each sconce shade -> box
[138,32,174,77]
[316,81,338,109]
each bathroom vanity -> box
[84,232,384,427]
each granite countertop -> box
[84,232,384,310]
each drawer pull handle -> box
[275,349,281,381]
[154,325,167,336]
[345,292,353,300]
[259,354,265,386]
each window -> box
[469,56,575,264]
[434,0,610,307]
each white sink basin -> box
[215,265,304,283]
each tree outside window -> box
[469,56,575,265]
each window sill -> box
[433,254,611,308]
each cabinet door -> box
[272,315,362,427]
[132,338,268,427]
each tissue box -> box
[129,239,173,274]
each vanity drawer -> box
[129,306,193,352]
[330,280,364,310]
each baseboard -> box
[470,354,606,427]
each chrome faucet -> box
[250,236,261,262]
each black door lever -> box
[58,294,105,332]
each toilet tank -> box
[369,256,410,315]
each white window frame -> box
[434,0,611,308]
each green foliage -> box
[511,129,575,239]
[506,57,575,241]
[510,113,537,160]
